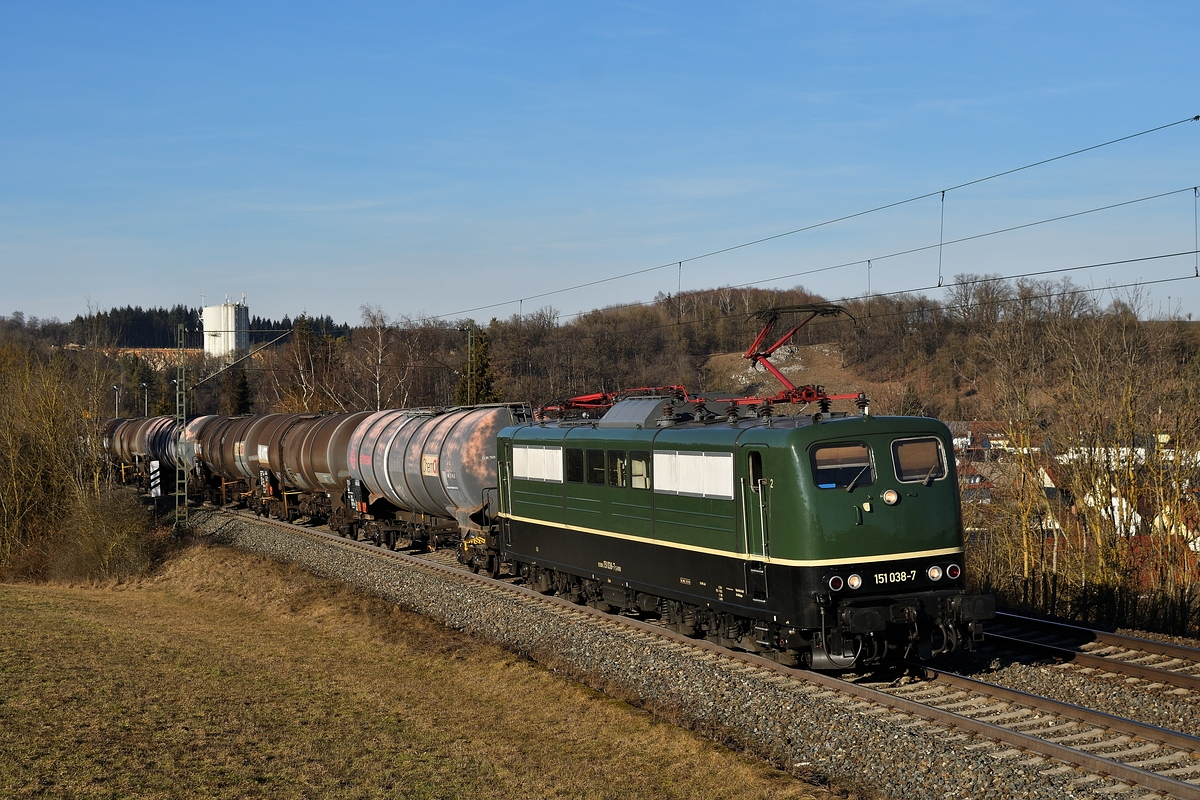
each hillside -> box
[703,342,899,409]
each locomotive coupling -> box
[838,605,887,633]
[949,593,996,623]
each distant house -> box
[957,464,993,504]
[1152,503,1200,552]
[947,421,1029,461]
[1039,461,1065,504]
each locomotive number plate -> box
[874,570,917,585]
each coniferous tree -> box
[455,327,498,405]
[221,367,253,415]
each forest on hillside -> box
[0,305,344,349]
[2,276,1199,636]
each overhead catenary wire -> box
[831,272,1200,326]
[474,268,1200,368]
[544,187,1198,325]
[224,266,1200,422]
[635,269,1200,361]
[239,256,1200,382]
[190,328,294,389]
[536,251,1200,347]
[433,115,1199,321]
[274,271,1199,371]
[837,251,1200,307]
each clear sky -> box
[2,2,1197,327]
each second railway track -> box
[199,508,1200,800]
[984,612,1200,692]
[872,667,1200,797]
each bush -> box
[0,339,158,581]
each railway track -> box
[868,667,1200,797]
[985,612,1200,693]
[214,510,1200,799]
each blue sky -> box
[2,2,1197,327]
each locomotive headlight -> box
[927,565,944,581]
[847,573,863,590]
[946,563,961,580]
[882,489,900,505]
[828,575,845,592]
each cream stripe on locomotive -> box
[499,511,964,568]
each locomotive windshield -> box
[892,437,946,483]
[812,443,874,489]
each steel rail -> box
[996,611,1200,663]
[215,510,1200,799]
[987,631,1200,693]
[895,666,1200,799]
[888,666,1200,800]
[914,665,1200,754]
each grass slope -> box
[0,544,830,799]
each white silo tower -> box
[201,296,250,360]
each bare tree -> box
[344,305,400,411]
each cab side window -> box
[586,448,605,485]
[607,450,627,487]
[748,451,764,493]
[565,448,584,483]
[630,450,651,490]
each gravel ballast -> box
[939,648,1200,739]
[194,509,1173,800]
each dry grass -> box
[0,544,831,799]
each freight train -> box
[104,308,994,669]
[105,392,993,669]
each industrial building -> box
[201,298,249,360]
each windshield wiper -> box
[844,464,870,493]
[922,461,941,486]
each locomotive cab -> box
[757,415,995,668]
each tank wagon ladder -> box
[173,322,188,533]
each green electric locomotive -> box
[485,395,994,669]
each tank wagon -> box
[343,405,530,548]
[109,405,533,550]
[105,415,197,491]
